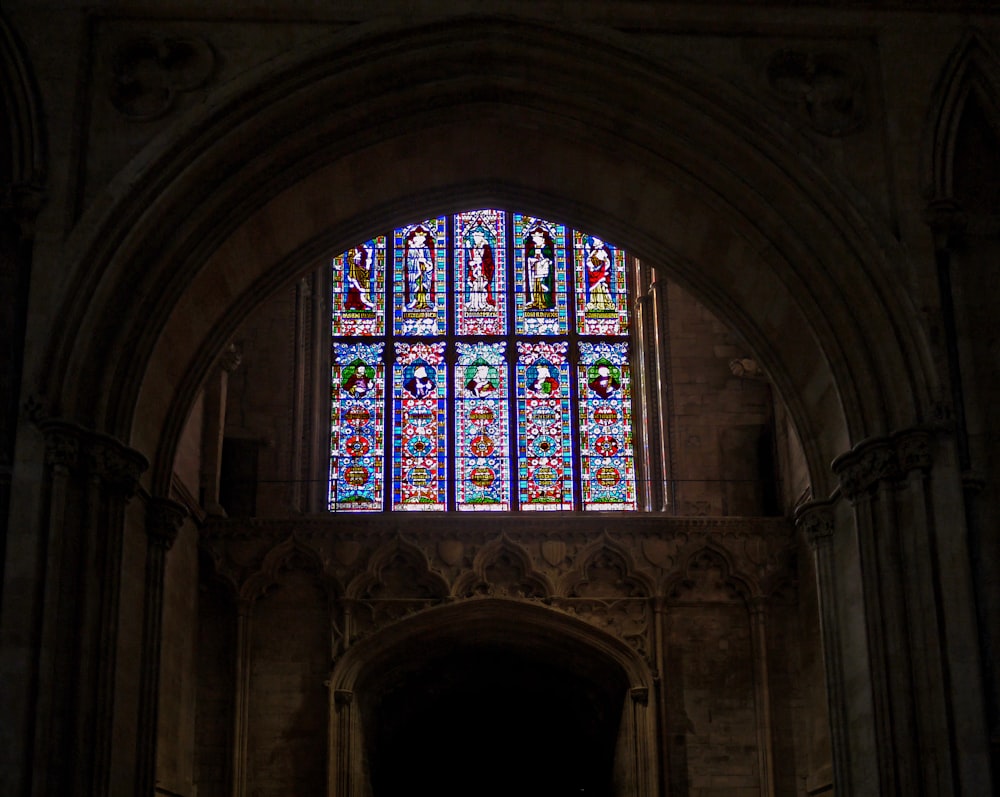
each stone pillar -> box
[330,688,358,797]
[796,500,849,793]
[647,274,674,511]
[231,598,252,797]
[832,427,993,796]
[135,497,188,797]
[3,421,146,797]
[200,344,241,515]
[749,596,775,797]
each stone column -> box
[7,421,146,797]
[648,274,674,511]
[200,344,241,515]
[231,598,252,797]
[749,596,775,797]
[795,500,849,792]
[135,497,188,797]
[832,428,993,796]
[330,689,357,797]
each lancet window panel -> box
[328,208,639,512]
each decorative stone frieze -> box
[201,515,796,666]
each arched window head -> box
[329,210,638,512]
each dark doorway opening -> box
[362,643,627,797]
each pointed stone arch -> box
[665,544,757,604]
[453,533,554,599]
[345,535,449,600]
[328,597,659,797]
[31,14,938,505]
[240,533,334,603]
[923,28,1000,201]
[562,534,656,599]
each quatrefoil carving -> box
[110,34,215,120]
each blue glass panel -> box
[577,341,637,509]
[455,342,509,510]
[329,342,385,511]
[516,341,573,509]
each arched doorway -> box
[330,599,657,797]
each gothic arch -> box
[923,28,1000,200]
[328,597,658,797]
[35,14,938,501]
[0,11,45,191]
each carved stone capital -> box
[795,501,836,551]
[219,343,242,374]
[334,689,354,706]
[87,434,148,497]
[40,420,83,473]
[630,686,649,705]
[833,428,937,500]
[893,428,933,475]
[833,439,897,500]
[146,497,188,551]
[922,197,968,250]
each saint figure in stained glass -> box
[403,362,436,398]
[584,237,616,312]
[588,359,621,399]
[404,226,435,311]
[342,359,375,398]
[525,225,556,310]
[464,360,498,397]
[466,228,496,311]
[527,361,559,396]
[346,245,376,310]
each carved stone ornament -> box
[110,34,215,121]
[766,50,867,136]
[833,428,936,500]
[88,434,149,497]
[795,502,835,551]
[39,420,148,494]
[220,343,243,374]
[145,497,188,550]
[41,420,82,472]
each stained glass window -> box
[577,341,636,509]
[329,209,639,512]
[329,343,384,511]
[517,342,573,510]
[456,342,510,510]
[455,210,507,336]
[392,342,447,510]
[332,238,386,336]
[574,232,629,336]
[514,214,569,336]
[394,218,447,336]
